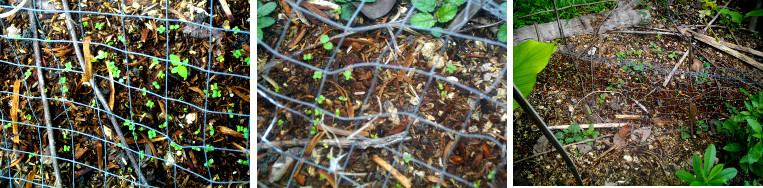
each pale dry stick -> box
[257,130,411,151]
[548,123,626,130]
[27,7,62,188]
[611,30,685,37]
[59,0,147,184]
[517,0,617,19]
[371,155,411,188]
[571,91,650,119]
[662,47,692,87]
[514,134,614,164]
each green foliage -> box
[303,53,312,60]
[320,34,334,50]
[95,22,103,30]
[717,89,763,178]
[622,61,654,76]
[313,71,323,80]
[211,83,222,98]
[554,122,600,145]
[146,100,154,109]
[445,63,456,74]
[403,153,412,163]
[148,129,157,139]
[157,25,166,34]
[408,0,466,36]
[169,54,188,80]
[676,144,738,185]
[338,96,348,101]
[681,126,691,140]
[343,70,353,80]
[316,95,326,104]
[209,125,215,135]
[257,1,277,41]
[513,0,616,29]
[152,81,160,89]
[513,40,557,110]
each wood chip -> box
[371,155,411,188]
[25,165,37,188]
[217,126,245,138]
[82,37,93,85]
[318,170,336,187]
[229,86,250,102]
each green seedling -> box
[65,62,73,70]
[83,22,88,28]
[343,70,352,80]
[554,122,600,146]
[3,123,10,129]
[316,95,326,104]
[338,96,348,101]
[159,122,167,129]
[681,126,690,140]
[445,63,456,74]
[171,143,182,151]
[209,126,215,135]
[157,25,166,34]
[313,71,323,80]
[228,109,234,118]
[676,144,737,185]
[95,22,103,30]
[146,100,154,109]
[148,129,156,139]
[25,69,32,79]
[320,34,333,50]
[169,54,188,80]
[335,109,340,116]
[153,81,160,89]
[232,26,240,34]
[310,126,316,135]
[257,1,277,41]
[403,153,412,163]
[211,83,222,98]
[118,35,126,43]
[157,70,165,79]
[206,144,214,152]
[169,24,180,30]
[63,145,70,152]
[194,128,201,135]
[303,53,312,60]
[203,159,214,167]
[237,159,248,165]
[233,49,243,59]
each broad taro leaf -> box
[513,40,557,110]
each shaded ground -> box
[513,0,763,186]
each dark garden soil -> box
[257,0,508,187]
[513,0,763,186]
[0,0,250,187]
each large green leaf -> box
[704,144,716,178]
[716,167,738,183]
[676,170,696,183]
[748,141,763,163]
[497,23,507,43]
[707,163,723,181]
[723,143,742,152]
[748,118,762,133]
[435,4,457,23]
[258,17,275,29]
[693,154,704,182]
[513,40,557,110]
[744,9,763,19]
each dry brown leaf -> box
[11,79,19,143]
[229,86,250,102]
[618,124,631,137]
[189,86,205,96]
[443,140,455,159]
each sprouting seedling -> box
[203,159,214,167]
[152,81,160,89]
[95,22,103,30]
[445,63,456,74]
[320,34,333,50]
[338,96,347,101]
[303,53,312,61]
[157,70,165,79]
[211,83,222,98]
[169,54,188,80]
[343,70,353,80]
[157,25,166,34]
[316,95,326,104]
[147,129,156,139]
[313,71,323,80]
[146,100,154,109]
[169,24,180,30]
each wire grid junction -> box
[532,45,763,131]
[0,0,250,187]
[258,0,508,187]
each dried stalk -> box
[257,130,411,151]
[27,6,62,188]
[59,0,147,184]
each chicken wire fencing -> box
[529,45,763,139]
[0,0,251,187]
[257,0,508,187]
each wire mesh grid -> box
[529,44,763,136]
[0,0,250,187]
[257,0,508,187]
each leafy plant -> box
[152,81,160,89]
[445,63,456,74]
[681,126,691,140]
[717,88,763,178]
[313,71,323,80]
[676,144,738,185]
[343,70,353,80]
[316,95,326,104]
[320,34,333,50]
[409,0,466,36]
[146,100,154,109]
[95,22,103,30]
[169,54,188,80]
[513,40,557,110]
[257,1,277,41]
[211,83,222,98]
[554,122,600,146]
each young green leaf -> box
[410,13,436,28]
[413,0,436,13]
[257,2,277,17]
[435,4,457,23]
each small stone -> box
[624,155,633,163]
